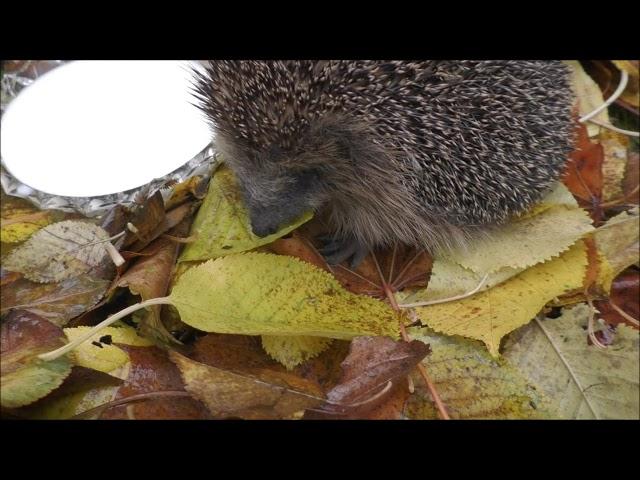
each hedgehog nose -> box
[250,219,278,237]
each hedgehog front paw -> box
[318,235,369,269]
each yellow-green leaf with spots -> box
[405,327,552,419]
[262,335,334,370]
[411,241,588,356]
[169,252,399,339]
[180,167,312,262]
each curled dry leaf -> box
[116,221,191,345]
[2,220,113,283]
[594,269,639,329]
[170,350,324,419]
[309,336,430,419]
[1,274,110,327]
[1,310,72,409]
[122,191,166,249]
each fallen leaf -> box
[63,326,154,376]
[122,191,166,249]
[445,183,593,274]
[600,129,630,202]
[566,60,610,137]
[9,366,123,419]
[261,335,334,370]
[96,345,210,420]
[405,328,551,419]
[168,252,399,339]
[179,166,312,262]
[3,220,112,283]
[612,60,639,108]
[562,122,604,216]
[595,269,639,329]
[1,274,110,326]
[310,336,430,419]
[503,303,639,419]
[1,310,72,409]
[170,350,324,419]
[411,241,588,356]
[593,208,639,292]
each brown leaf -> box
[99,345,210,420]
[1,310,72,408]
[1,274,110,327]
[190,333,350,392]
[308,336,430,419]
[595,268,639,329]
[127,201,199,253]
[123,191,166,249]
[269,231,432,298]
[562,121,605,222]
[170,350,324,419]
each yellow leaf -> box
[445,183,593,274]
[0,209,52,243]
[612,60,639,108]
[261,335,334,370]
[405,328,551,419]
[413,241,588,356]
[63,326,153,376]
[565,60,609,137]
[180,167,312,262]
[169,252,399,339]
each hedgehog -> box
[191,60,575,266]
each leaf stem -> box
[371,250,450,420]
[398,273,489,308]
[37,296,174,362]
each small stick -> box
[399,273,489,308]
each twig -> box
[579,70,628,123]
[371,253,450,420]
[609,300,640,327]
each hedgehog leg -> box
[319,236,369,268]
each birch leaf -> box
[169,252,399,339]
[412,241,588,356]
[3,220,111,283]
[405,328,551,419]
[445,183,593,274]
[261,335,334,370]
[180,167,312,262]
[503,303,639,419]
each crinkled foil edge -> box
[1,60,219,217]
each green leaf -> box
[1,311,72,409]
[503,303,639,419]
[405,328,552,419]
[169,252,399,339]
[261,335,334,370]
[179,167,312,262]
